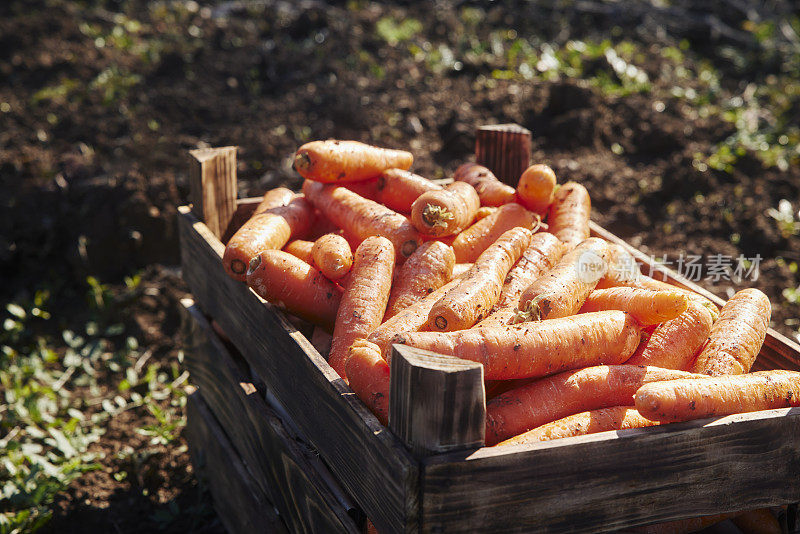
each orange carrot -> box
[302,181,422,260]
[595,242,642,287]
[691,288,771,376]
[477,232,565,328]
[497,406,657,446]
[328,236,395,380]
[345,339,390,425]
[635,370,800,422]
[485,365,702,445]
[394,310,641,380]
[516,237,609,321]
[312,233,353,281]
[410,182,480,236]
[251,187,295,215]
[626,301,713,370]
[451,203,541,263]
[427,227,532,331]
[517,164,557,214]
[384,241,455,319]
[307,210,343,240]
[246,250,342,330]
[284,239,315,264]
[547,181,591,249]
[453,263,473,277]
[293,140,412,183]
[474,206,497,222]
[580,287,689,326]
[223,195,316,281]
[732,509,782,534]
[376,168,442,213]
[453,162,516,206]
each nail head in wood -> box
[475,124,531,187]
[188,146,238,239]
[389,344,485,456]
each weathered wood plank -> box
[421,408,800,533]
[180,299,362,533]
[475,124,531,185]
[185,391,289,534]
[177,205,419,534]
[188,146,238,239]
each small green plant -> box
[767,199,800,239]
[783,284,800,305]
[375,16,422,46]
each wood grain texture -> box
[180,299,361,534]
[178,205,419,534]
[475,124,531,186]
[390,344,486,456]
[422,408,800,533]
[185,391,289,534]
[188,146,238,239]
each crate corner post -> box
[474,124,531,186]
[188,146,238,239]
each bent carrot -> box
[394,310,641,380]
[516,237,609,321]
[517,164,557,214]
[345,339,390,425]
[328,236,395,380]
[294,140,412,183]
[384,241,455,320]
[284,239,315,264]
[497,406,657,446]
[246,250,341,331]
[410,182,480,237]
[635,370,800,422]
[547,181,591,250]
[485,365,702,445]
[223,195,316,281]
[452,203,541,263]
[691,288,771,376]
[732,509,782,534]
[580,287,689,325]
[427,227,532,331]
[251,187,295,215]
[453,162,516,206]
[312,234,353,281]
[302,181,422,260]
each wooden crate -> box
[178,143,800,533]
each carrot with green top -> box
[517,164,557,215]
[453,162,516,206]
[580,287,689,325]
[384,241,455,319]
[312,234,353,281]
[294,140,412,183]
[345,339,390,425]
[452,203,541,263]
[547,181,591,249]
[410,182,480,236]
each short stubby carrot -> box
[284,239,315,264]
[302,180,422,260]
[547,181,591,250]
[246,250,342,331]
[626,301,714,370]
[691,288,771,376]
[635,370,800,422]
[252,187,295,215]
[517,164,557,215]
[453,162,516,206]
[384,241,455,320]
[293,140,413,183]
[223,195,315,281]
[580,287,689,326]
[328,236,395,380]
[496,406,657,446]
[427,227,532,331]
[312,233,353,281]
[516,237,609,321]
[393,310,641,380]
[476,232,565,328]
[485,365,702,445]
[451,203,541,263]
[345,339,390,425]
[410,182,480,237]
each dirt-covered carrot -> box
[691,288,771,376]
[517,164,557,215]
[224,196,316,281]
[293,140,413,183]
[626,301,714,369]
[312,233,353,281]
[394,310,641,380]
[284,239,315,264]
[453,162,516,206]
[580,287,689,326]
[476,232,565,328]
[451,203,541,263]
[485,365,702,445]
[497,406,657,446]
[345,339,390,425]
[516,237,609,321]
[427,227,532,331]
[302,181,422,260]
[377,168,442,213]
[410,182,480,237]
[328,237,395,380]
[547,181,591,250]
[246,250,342,331]
[252,187,295,215]
[635,370,800,422]
[384,241,455,319]
[732,509,782,534]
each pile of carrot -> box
[221,138,795,533]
